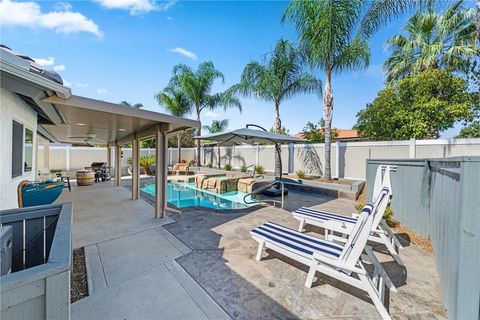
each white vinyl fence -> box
[38,138,480,180]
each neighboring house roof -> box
[295,129,366,141]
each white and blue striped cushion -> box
[294,207,358,224]
[251,222,344,259]
[293,188,385,225]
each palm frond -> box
[360,0,434,39]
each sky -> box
[0,0,476,137]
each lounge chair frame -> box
[251,191,395,320]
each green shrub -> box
[296,170,305,179]
[224,163,232,171]
[140,155,156,175]
[355,200,393,221]
[240,164,247,172]
[207,162,213,168]
[255,166,265,174]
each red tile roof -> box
[295,129,364,141]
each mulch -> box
[71,247,89,303]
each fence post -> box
[409,139,416,158]
[335,141,341,178]
[288,143,294,173]
[65,145,70,171]
[255,144,260,166]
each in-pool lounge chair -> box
[250,189,394,320]
[292,165,404,265]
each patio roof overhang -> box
[41,95,200,146]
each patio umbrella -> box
[195,126,305,145]
[194,124,306,195]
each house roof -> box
[41,95,200,146]
[295,128,362,140]
[1,45,199,146]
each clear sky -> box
[0,0,475,137]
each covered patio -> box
[40,95,199,218]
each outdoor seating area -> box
[57,178,446,319]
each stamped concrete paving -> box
[164,193,447,319]
[57,181,230,320]
[59,180,446,319]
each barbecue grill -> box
[90,162,111,182]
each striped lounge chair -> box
[251,191,395,320]
[292,185,404,266]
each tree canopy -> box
[168,61,241,164]
[203,119,229,133]
[384,0,478,83]
[120,101,143,109]
[301,120,339,143]
[354,69,478,140]
[456,122,480,138]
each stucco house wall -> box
[0,87,38,210]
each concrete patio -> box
[59,181,229,320]
[58,179,446,319]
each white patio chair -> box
[250,191,395,320]
[292,165,404,265]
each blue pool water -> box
[142,182,256,210]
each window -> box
[12,121,23,178]
[24,128,33,172]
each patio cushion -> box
[293,207,358,224]
[251,222,343,260]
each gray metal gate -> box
[367,157,480,320]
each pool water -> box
[142,182,256,210]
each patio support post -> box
[132,137,140,200]
[115,145,121,186]
[107,145,111,176]
[155,126,168,219]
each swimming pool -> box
[142,182,256,210]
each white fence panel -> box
[38,138,480,179]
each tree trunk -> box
[323,71,334,180]
[196,110,201,166]
[177,134,181,163]
[274,102,282,177]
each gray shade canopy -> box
[194,128,305,145]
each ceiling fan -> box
[68,133,106,146]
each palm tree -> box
[203,119,229,168]
[120,101,143,109]
[360,0,436,39]
[155,86,192,162]
[230,39,322,176]
[203,119,229,133]
[384,1,477,83]
[170,61,241,165]
[283,0,370,180]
